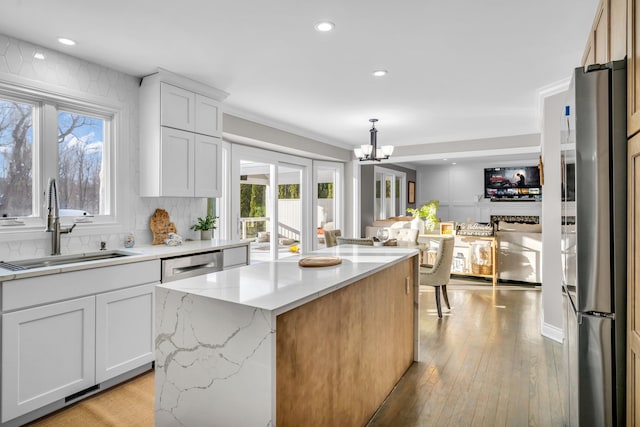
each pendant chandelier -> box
[354,119,394,161]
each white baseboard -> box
[541,321,564,343]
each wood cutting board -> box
[298,256,342,268]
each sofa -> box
[493,217,542,284]
[364,216,418,245]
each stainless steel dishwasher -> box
[161,251,223,283]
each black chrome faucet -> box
[46,178,76,255]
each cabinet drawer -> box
[2,260,160,312]
[223,246,248,268]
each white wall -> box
[415,162,542,223]
[540,90,567,342]
[0,34,208,259]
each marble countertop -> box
[0,239,250,281]
[158,245,419,314]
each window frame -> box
[0,80,128,237]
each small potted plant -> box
[191,214,218,240]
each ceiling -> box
[0,0,599,163]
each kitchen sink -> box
[0,250,136,271]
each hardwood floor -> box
[367,282,565,427]
[27,281,564,427]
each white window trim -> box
[0,80,130,239]
[373,166,407,220]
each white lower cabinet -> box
[0,260,161,424]
[95,284,155,382]
[1,296,96,422]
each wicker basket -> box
[471,263,492,275]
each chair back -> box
[419,237,455,286]
[395,228,419,245]
[336,237,374,246]
[324,229,342,248]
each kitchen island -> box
[155,245,419,427]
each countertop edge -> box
[158,247,420,315]
[0,240,250,281]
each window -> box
[0,98,35,217]
[0,87,117,229]
[57,110,108,215]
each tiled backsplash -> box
[0,34,208,260]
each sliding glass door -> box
[230,145,312,261]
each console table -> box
[418,234,497,286]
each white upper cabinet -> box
[195,94,222,137]
[160,83,195,132]
[140,69,228,197]
[194,133,222,197]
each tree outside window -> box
[57,111,106,215]
[0,99,33,217]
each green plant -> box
[191,214,218,231]
[407,200,439,231]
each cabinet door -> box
[629,0,640,137]
[1,296,95,422]
[95,284,155,383]
[195,94,222,137]
[160,127,195,196]
[627,133,640,426]
[610,0,626,60]
[160,82,195,132]
[194,134,222,197]
[583,33,596,67]
[594,0,610,64]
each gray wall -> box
[223,114,352,162]
[541,90,566,341]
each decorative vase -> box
[200,230,212,240]
[124,232,135,248]
[410,217,425,234]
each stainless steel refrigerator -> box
[561,60,627,427]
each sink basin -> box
[0,250,136,271]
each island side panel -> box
[154,287,276,426]
[276,257,415,427]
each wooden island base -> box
[277,258,415,426]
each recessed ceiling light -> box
[314,21,335,32]
[33,52,45,60]
[372,70,388,77]
[442,158,448,161]
[452,162,457,165]
[57,37,76,46]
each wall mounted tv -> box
[484,166,542,201]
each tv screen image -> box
[484,166,542,200]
